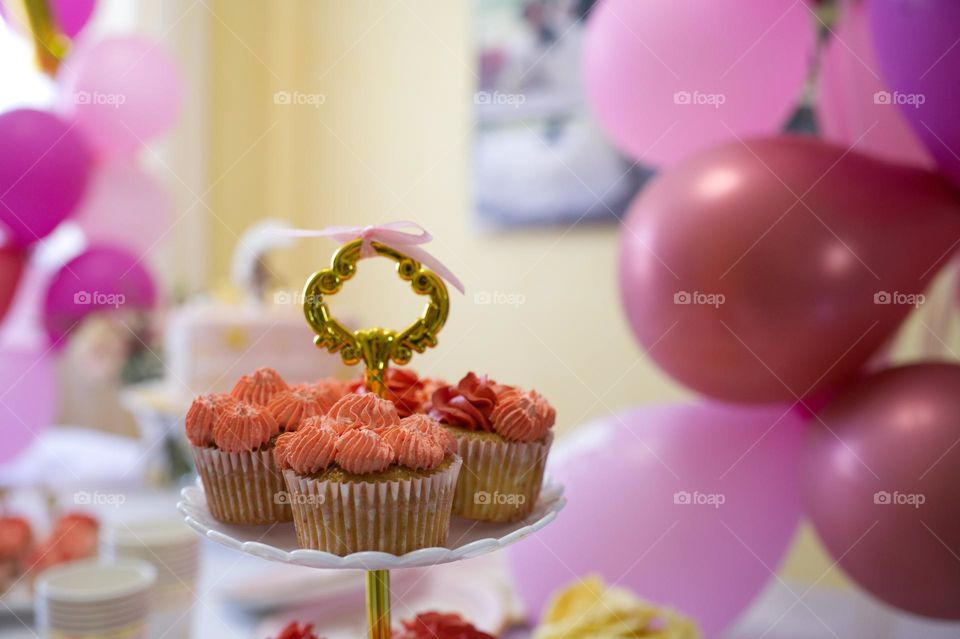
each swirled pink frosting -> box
[276,418,339,474]
[213,401,280,452]
[399,413,457,454]
[327,393,400,433]
[349,368,427,417]
[490,388,555,442]
[231,367,289,406]
[268,388,324,432]
[428,372,498,431]
[301,378,351,412]
[185,393,235,446]
[380,416,446,470]
[335,428,394,474]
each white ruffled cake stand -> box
[177,230,564,637]
[177,477,564,636]
[177,477,564,571]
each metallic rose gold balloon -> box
[619,136,960,403]
[802,363,960,619]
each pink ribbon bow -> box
[277,221,464,294]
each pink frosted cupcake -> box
[187,372,293,524]
[277,393,461,555]
[430,373,555,522]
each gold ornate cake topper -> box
[302,238,449,396]
[298,222,458,639]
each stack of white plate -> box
[101,518,200,639]
[35,559,157,639]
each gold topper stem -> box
[365,570,391,639]
[302,236,451,639]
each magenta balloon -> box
[868,0,960,186]
[0,109,92,246]
[582,0,813,166]
[73,160,172,254]
[51,0,96,37]
[818,2,932,169]
[803,363,960,619]
[0,0,94,38]
[60,37,182,158]
[43,244,157,344]
[0,345,55,463]
[619,136,960,403]
[507,402,804,637]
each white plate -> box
[177,477,564,570]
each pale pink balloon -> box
[582,0,814,166]
[0,346,55,463]
[73,160,172,255]
[818,1,933,169]
[59,37,182,158]
[508,401,805,637]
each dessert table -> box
[4,430,960,639]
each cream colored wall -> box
[201,0,843,588]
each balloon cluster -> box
[512,0,960,633]
[0,1,179,461]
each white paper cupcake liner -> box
[449,429,553,522]
[283,457,461,556]
[191,445,291,525]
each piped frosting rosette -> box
[429,373,555,522]
[276,393,462,556]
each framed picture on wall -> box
[472,0,653,228]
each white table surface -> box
[2,429,958,638]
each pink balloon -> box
[59,37,182,158]
[42,244,157,345]
[619,136,960,403]
[73,160,172,254]
[582,0,814,166]
[0,345,55,463]
[817,1,933,169]
[0,109,92,246]
[803,363,960,620]
[508,402,805,637]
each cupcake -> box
[430,372,555,522]
[0,516,32,594]
[278,393,461,555]
[394,612,495,639]
[269,621,322,639]
[23,512,99,584]
[187,370,292,524]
